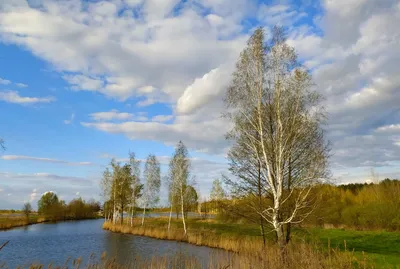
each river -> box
[0,219,223,268]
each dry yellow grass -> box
[103,220,374,269]
[0,216,47,230]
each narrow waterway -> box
[0,219,223,268]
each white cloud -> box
[177,64,233,115]
[81,116,230,154]
[16,83,28,88]
[0,1,247,102]
[0,90,55,104]
[89,109,149,122]
[89,109,134,121]
[151,115,174,123]
[0,77,11,85]
[1,155,94,166]
[0,0,399,187]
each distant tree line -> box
[217,178,400,231]
[35,192,101,221]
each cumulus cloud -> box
[0,0,399,186]
[0,0,246,102]
[1,155,94,166]
[0,90,55,104]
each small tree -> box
[129,152,142,226]
[210,179,225,212]
[22,202,32,221]
[169,141,192,234]
[184,185,198,216]
[100,167,113,221]
[141,154,161,225]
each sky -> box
[0,0,399,209]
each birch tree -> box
[141,154,161,225]
[225,27,330,248]
[129,152,142,226]
[100,167,113,221]
[169,141,191,234]
[210,179,225,212]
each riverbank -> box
[0,215,47,230]
[0,214,102,231]
[103,218,374,269]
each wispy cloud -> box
[16,83,28,88]
[0,77,11,85]
[1,155,94,166]
[152,115,174,123]
[0,172,93,186]
[64,113,75,124]
[89,109,148,122]
[0,90,55,104]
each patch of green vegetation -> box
[295,227,400,268]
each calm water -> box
[0,219,222,268]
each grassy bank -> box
[103,218,376,269]
[0,214,102,231]
[0,214,47,230]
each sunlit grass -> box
[0,215,46,230]
[103,218,378,268]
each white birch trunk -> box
[141,205,146,226]
[180,185,187,235]
[168,203,173,231]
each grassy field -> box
[105,217,400,268]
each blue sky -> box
[1,0,400,209]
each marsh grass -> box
[0,215,47,230]
[103,220,377,269]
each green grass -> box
[299,228,400,268]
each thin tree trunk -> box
[168,203,173,231]
[113,190,116,225]
[257,160,266,246]
[260,216,266,246]
[180,187,187,235]
[141,204,146,226]
[130,205,134,226]
[121,204,124,225]
[285,156,292,244]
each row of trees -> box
[26,191,101,221]
[100,141,198,234]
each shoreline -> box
[102,220,263,254]
[0,216,102,231]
